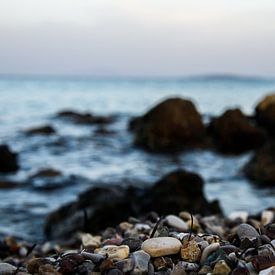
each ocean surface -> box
[0,75,275,241]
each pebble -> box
[262,210,274,226]
[175,261,200,272]
[213,260,231,275]
[200,242,220,264]
[180,240,201,262]
[81,233,101,248]
[141,237,182,257]
[95,245,130,261]
[0,263,17,275]
[259,266,275,275]
[171,262,187,274]
[237,223,260,241]
[166,215,188,231]
[132,250,150,274]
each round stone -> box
[141,237,182,257]
[166,215,188,231]
[95,245,129,261]
[0,263,17,275]
[237,223,260,241]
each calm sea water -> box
[0,75,275,240]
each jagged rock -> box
[0,144,19,173]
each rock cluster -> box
[0,209,274,274]
[45,170,221,239]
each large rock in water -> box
[45,170,221,239]
[0,145,19,173]
[130,98,205,151]
[208,108,265,153]
[243,142,275,186]
[255,93,275,135]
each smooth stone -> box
[81,233,101,248]
[166,215,188,231]
[259,266,275,275]
[121,238,142,252]
[131,250,150,274]
[141,237,182,257]
[171,262,187,275]
[200,242,220,264]
[213,260,231,275]
[198,265,212,274]
[95,245,129,261]
[116,258,135,273]
[174,261,199,272]
[228,211,248,223]
[237,223,260,241]
[0,263,17,275]
[81,252,106,263]
[262,210,274,226]
[258,244,275,257]
[180,240,201,262]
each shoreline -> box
[0,208,274,274]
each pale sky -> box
[0,0,275,77]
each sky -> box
[0,0,275,77]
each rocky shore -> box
[0,209,274,274]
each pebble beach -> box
[0,209,274,274]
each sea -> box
[0,75,275,241]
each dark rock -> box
[243,142,275,186]
[30,168,62,179]
[25,125,56,135]
[45,170,221,239]
[56,110,115,125]
[143,170,222,216]
[0,144,19,173]
[208,108,265,153]
[121,238,142,252]
[255,93,275,135]
[129,98,205,152]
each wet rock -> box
[56,109,115,125]
[255,93,275,135]
[131,250,150,274]
[94,245,130,261]
[30,168,62,178]
[0,263,17,275]
[180,240,201,262]
[0,144,19,173]
[237,223,260,241]
[144,170,222,216]
[213,260,231,275]
[244,142,275,186]
[165,215,188,232]
[45,170,221,238]
[129,97,205,152]
[141,237,182,257]
[208,108,265,153]
[25,125,56,135]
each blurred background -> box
[0,1,275,241]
